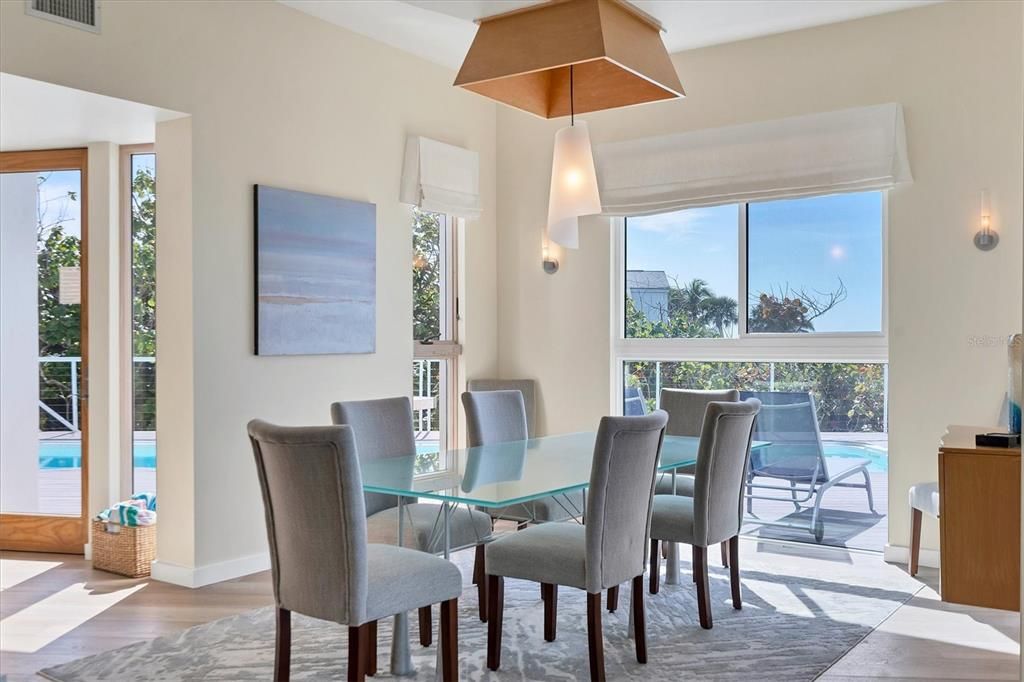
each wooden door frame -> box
[0,148,89,554]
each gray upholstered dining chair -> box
[330,397,492,644]
[247,420,462,682]
[648,398,760,629]
[484,410,669,682]
[655,388,740,567]
[466,378,538,437]
[463,390,586,525]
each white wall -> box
[0,0,498,583]
[0,172,41,513]
[494,0,1023,554]
[86,142,121,518]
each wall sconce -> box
[542,242,559,274]
[974,189,998,251]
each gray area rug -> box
[40,541,922,681]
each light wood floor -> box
[0,543,1018,681]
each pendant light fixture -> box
[454,0,684,250]
[547,65,601,248]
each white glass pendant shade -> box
[547,121,601,249]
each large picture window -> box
[624,191,883,340]
[616,190,887,552]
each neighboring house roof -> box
[626,270,670,290]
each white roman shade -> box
[594,103,913,216]
[400,136,481,219]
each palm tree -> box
[701,295,739,337]
[678,278,712,320]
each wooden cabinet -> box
[938,425,1021,611]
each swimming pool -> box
[38,441,443,469]
[822,441,888,473]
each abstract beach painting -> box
[254,185,376,355]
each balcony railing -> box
[39,356,155,434]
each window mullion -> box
[738,202,748,339]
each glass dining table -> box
[360,431,770,676]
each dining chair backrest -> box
[660,388,740,437]
[462,390,529,447]
[584,410,669,593]
[740,390,828,483]
[248,420,368,626]
[691,399,761,546]
[467,379,538,437]
[330,397,416,516]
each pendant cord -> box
[570,64,574,126]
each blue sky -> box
[626,191,883,333]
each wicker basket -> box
[91,520,156,578]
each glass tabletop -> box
[360,431,770,508]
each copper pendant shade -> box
[454,0,684,119]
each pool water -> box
[39,441,442,469]
[822,442,888,473]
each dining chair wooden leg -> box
[475,544,488,622]
[274,607,291,682]
[909,507,922,576]
[542,583,558,642]
[418,606,432,647]
[694,546,712,629]
[486,575,504,670]
[440,598,458,682]
[692,545,698,583]
[631,575,647,664]
[649,539,660,595]
[473,543,483,585]
[347,624,365,682]
[586,592,606,682]
[729,536,741,610]
[721,541,729,568]
[365,620,377,676]
[606,585,619,613]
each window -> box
[121,146,156,495]
[625,204,738,339]
[616,191,888,552]
[412,208,460,474]
[623,191,883,339]
[747,192,883,333]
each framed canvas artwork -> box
[254,185,376,355]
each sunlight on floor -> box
[0,581,146,653]
[0,558,62,591]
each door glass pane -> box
[625,205,740,339]
[130,153,157,495]
[747,191,883,333]
[1,170,83,515]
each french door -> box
[0,149,89,553]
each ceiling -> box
[280,0,942,71]
[0,74,187,152]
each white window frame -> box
[413,212,462,472]
[611,192,889,415]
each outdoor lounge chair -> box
[740,390,877,542]
[623,385,649,416]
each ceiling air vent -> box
[25,0,100,33]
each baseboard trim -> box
[883,543,940,569]
[83,542,92,560]
[151,552,270,588]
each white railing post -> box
[655,361,662,408]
